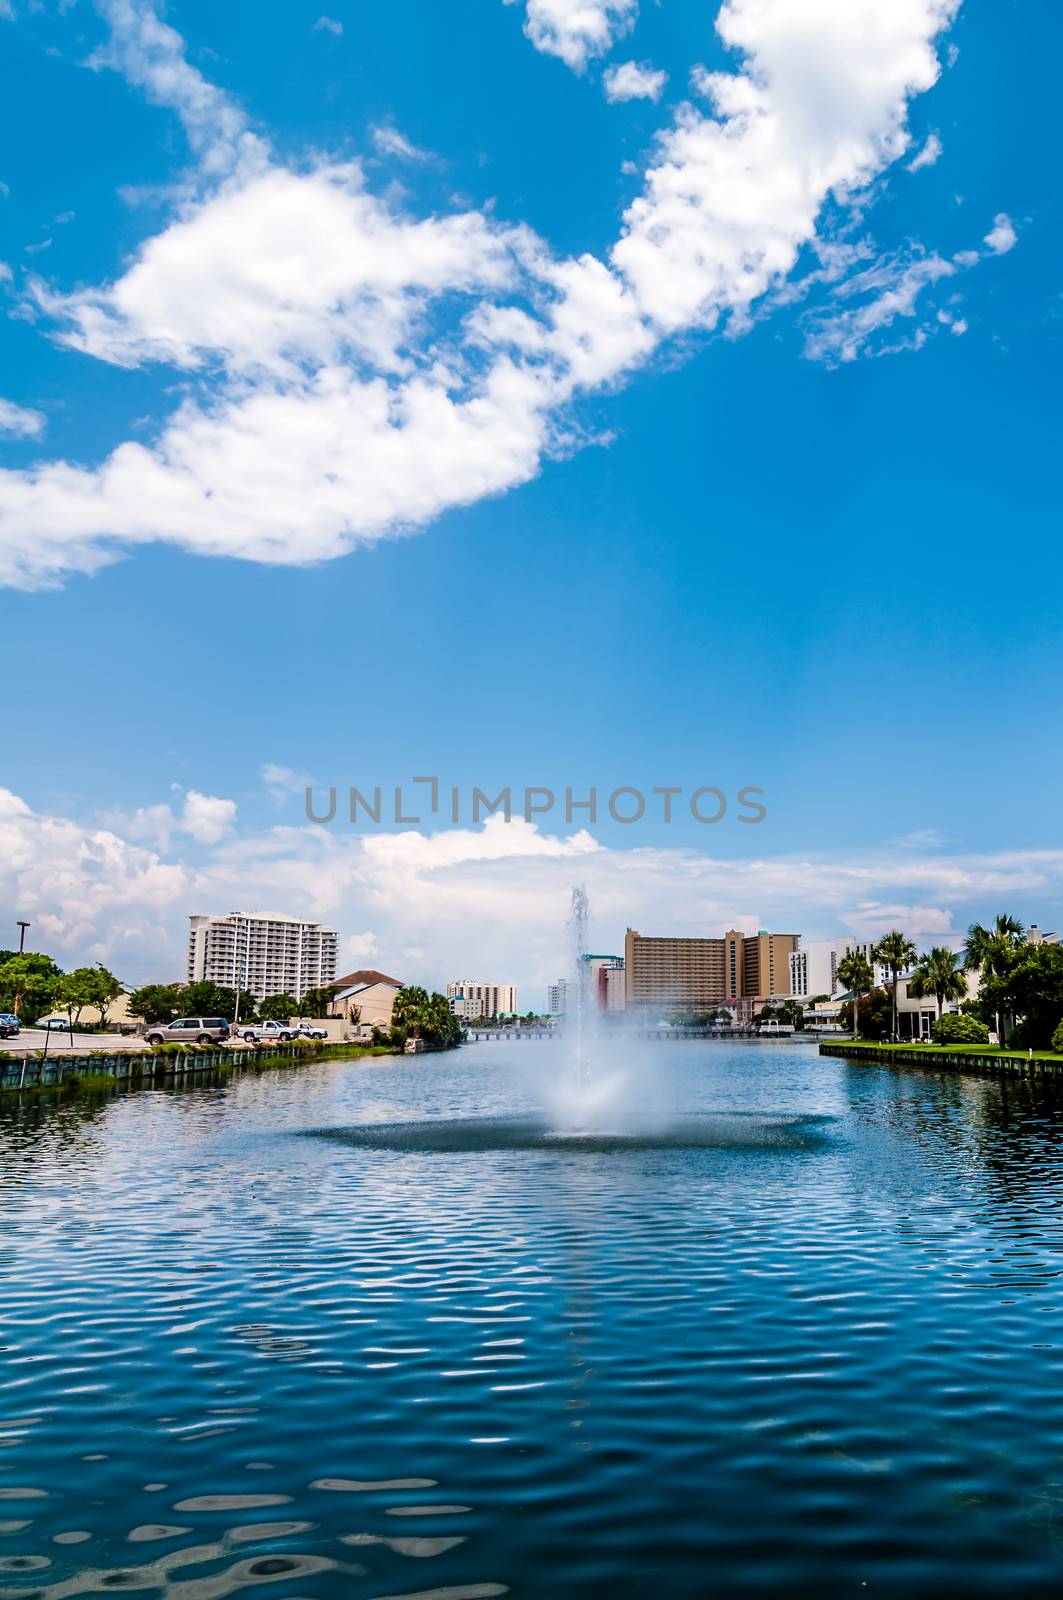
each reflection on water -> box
[2,1044,1063,1596]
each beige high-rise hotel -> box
[624,928,800,1010]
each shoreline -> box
[820,1040,1063,1076]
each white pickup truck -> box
[239,1020,299,1043]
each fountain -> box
[307,886,829,1153]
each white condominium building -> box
[188,912,338,1004]
[446,980,518,1018]
[789,941,841,999]
[546,980,569,1015]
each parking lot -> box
[2,1028,150,1054]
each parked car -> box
[297,1024,328,1039]
[0,1013,20,1039]
[143,1017,231,1046]
[35,1016,73,1032]
[239,1020,299,1043]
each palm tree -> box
[836,951,874,1038]
[963,915,1025,1045]
[909,946,967,1023]
[873,931,918,1041]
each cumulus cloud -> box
[4,784,1063,1000]
[984,212,1017,254]
[907,131,943,171]
[0,0,980,589]
[508,0,638,72]
[602,60,667,103]
[312,15,342,37]
[0,398,45,438]
[104,787,237,849]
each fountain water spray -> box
[568,884,593,1089]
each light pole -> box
[12,920,31,1019]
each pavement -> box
[2,1028,150,1054]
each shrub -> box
[1052,1018,1063,1056]
[931,1012,990,1045]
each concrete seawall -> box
[820,1042,1063,1076]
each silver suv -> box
[144,1016,231,1046]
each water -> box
[3,1042,1063,1596]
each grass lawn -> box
[829,1040,1063,1063]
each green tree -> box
[963,915,1026,1045]
[300,984,338,1017]
[836,951,874,1037]
[60,964,122,1027]
[841,986,892,1040]
[178,981,257,1022]
[131,980,256,1024]
[258,992,298,1021]
[127,983,185,1025]
[873,931,918,1042]
[0,953,63,1023]
[978,943,1063,1050]
[389,986,462,1049]
[909,946,966,1023]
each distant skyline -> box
[1,0,1060,998]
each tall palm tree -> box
[873,931,918,1041]
[836,950,874,1039]
[963,915,1025,1045]
[909,946,967,1023]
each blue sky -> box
[1,0,1061,997]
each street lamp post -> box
[12,920,31,1019]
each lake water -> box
[3,1040,1063,1598]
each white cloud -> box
[181,789,237,843]
[611,0,961,337]
[0,398,45,438]
[0,0,971,589]
[602,60,667,103]
[89,0,267,179]
[802,249,956,365]
[370,123,431,161]
[4,783,1063,1001]
[907,131,943,171]
[261,763,315,807]
[508,0,638,72]
[984,212,1017,254]
[313,15,342,37]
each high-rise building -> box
[446,981,518,1018]
[187,912,338,1004]
[581,954,625,1011]
[789,940,842,998]
[545,980,569,1015]
[835,939,891,988]
[603,965,626,1012]
[624,928,799,1011]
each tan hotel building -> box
[624,928,800,1011]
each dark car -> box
[0,1013,20,1039]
